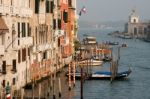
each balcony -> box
[20,37,33,47]
[0,5,32,17]
[37,43,52,52]
[10,6,19,16]
[0,4,10,15]
[54,30,64,37]
[0,45,5,55]
[20,8,33,17]
[0,4,2,13]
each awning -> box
[0,17,9,34]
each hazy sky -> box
[77,0,150,22]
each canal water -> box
[72,27,150,99]
[25,27,150,99]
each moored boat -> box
[78,59,103,66]
[66,68,132,80]
[91,69,132,80]
[106,41,119,45]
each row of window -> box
[35,0,54,14]
[1,59,16,74]
[1,78,16,88]
[1,50,31,73]
[17,22,31,38]
[53,11,68,29]
[53,19,61,29]
[0,0,30,8]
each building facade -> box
[0,0,77,98]
[0,0,33,97]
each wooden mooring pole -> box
[68,63,71,91]
[38,83,41,99]
[80,66,83,99]
[53,73,56,99]
[32,80,35,99]
[58,77,62,97]
[73,61,76,86]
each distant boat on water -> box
[121,43,128,47]
[105,41,119,45]
[120,34,132,39]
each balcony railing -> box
[0,4,10,15]
[37,43,52,52]
[10,6,19,15]
[19,37,33,47]
[20,7,33,17]
[0,4,32,17]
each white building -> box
[125,10,149,39]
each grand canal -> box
[72,28,150,99]
[25,27,150,99]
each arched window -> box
[133,19,136,23]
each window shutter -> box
[58,19,61,29]
[12,59,17,72]
[35,0,40,14]
[53,19,56,29]
[50,1,54,13]
[46,0,50,13]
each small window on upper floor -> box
[12,59,17,72]
[50,1,54,13]
[22,48,26,62]
[12,78,16,85]
[2,61,6,74]
[63,11,68,23]
[35,0,40,14]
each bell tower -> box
[129,10,139,23]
